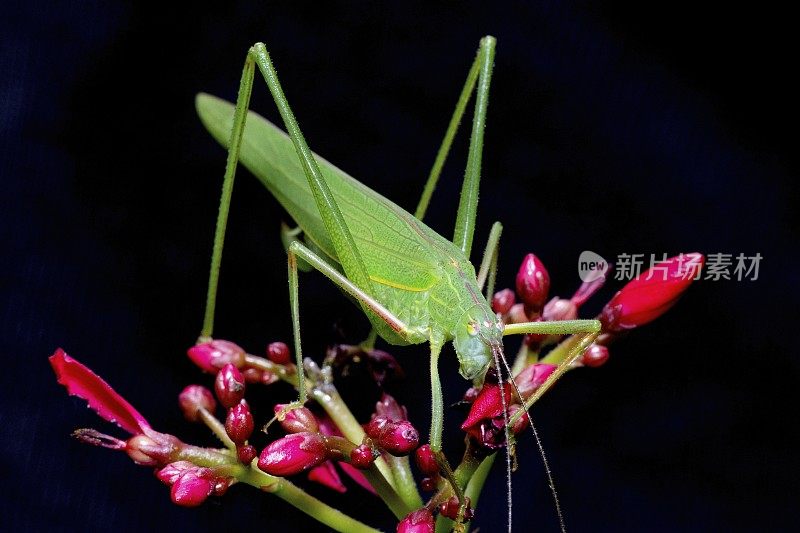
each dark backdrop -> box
[2,2,797,531]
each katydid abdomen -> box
[197,92,498,377]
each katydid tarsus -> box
[195,37,600,530]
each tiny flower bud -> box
[515,253,550,314]
[170,471,213,507]
[365,416,419,456]
[375,392,407,421]
[215,363,245,409]
[600,253,704,333]
[266,341,292,365]
[514,363,556,399]
[507,303,530,324]
[258,432,329,477]
[582,343,610,368]
[187,339,245,373]
[178,385,216,423]
[126,434,166,466]
[225,400,254,445]
[350,444,376,469]
[543,297,578,322]
[397,509,435,533]
[439,495,474,521]
[237,444,258,465]
[462,387,479,403]
[491,288,516,315]
[274,404,319,434]
[156,461,195,485]
[414,444,439,476]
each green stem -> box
[362,465,412,519]
[388,455,424,510]
[433,445,485,532]
[240,467,380,533]
[198,407,236,450]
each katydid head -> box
[453,305,505,380]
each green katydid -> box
[195,36,599,528]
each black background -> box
[2,2,798,531]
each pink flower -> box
[266,341,292,365]
[600,253,704,333]
[258,432,329,476]
[397,509,434,533]
[414,444,439,476]
[50,348,150,435]
[50,348,179,465]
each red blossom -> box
[49,348,150,435]
[600,253,704,333]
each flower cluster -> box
[51,251,702,531]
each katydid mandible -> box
[195,36,600,522]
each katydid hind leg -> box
[452,36,496,258]
[199,54,257,340]
[414,38,484,221]
[247,44,379,319]
[286,240,414,404]
[477,221,502,295]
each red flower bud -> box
[515,253,550,314]
[225,400,254,445]
[125,432,176,466]
[414,444,439,476]
[600,253,704,333]
[215,363,245,409]
[439,495,474,521]
[582,343,610,367]
[397,509,435,533]
[274,404,319,434]
[491,288,516,315]
[258,432,329,476]
[266,341,292,365]
[178,385,216,423]
[156,461,196,485]
[187,340,245,374]
[364,416,419,456]
[170,471,213,507]
[350,444,377,469]
[307,461,346,493]
[237,444,257,465]
[514,363,556,399]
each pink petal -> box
[307,461,347,493]
[338,461,378,495]
[49,348,150,435]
